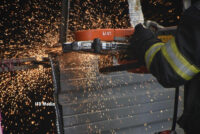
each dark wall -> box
[141,0,183,26]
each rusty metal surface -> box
[57,52,184,134]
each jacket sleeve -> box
[144,5,200,88]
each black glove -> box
[126,23,161,65]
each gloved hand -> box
[126,23,161,65]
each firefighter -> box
[127,1,200,133]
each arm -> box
[129,5,200,88]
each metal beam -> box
[59,0,70,44]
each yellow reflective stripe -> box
[170,38,200,74]
[147,48,160,69]
[161,45,192,80]
[161,37,200,80]
[145,42,164,70]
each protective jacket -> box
[146,3,200,133]
[129,2,200,133]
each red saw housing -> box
[75,28,134,41]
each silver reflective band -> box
[161,38,200,80]
[145,43,164,70]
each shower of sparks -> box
[0,0,182,133]
[0,68,56,133]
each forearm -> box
[145,37,199,88]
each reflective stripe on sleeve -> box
[145,42,165,70]
[161,37,200,80]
